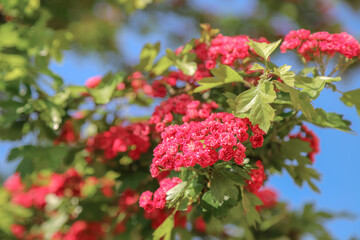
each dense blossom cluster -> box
[254,187,278,211]
[149,94,218,132]
[280,29,360,61]
[4,169,119,210]
[86,122,150,161]
[139,177,182,213]
[245,160,266,192]
[195,34,269,69]
[150,112,265,177]
[289,125,320,162]
[4,169,86,209]
[49,168,84,197]
[4,169,123,240]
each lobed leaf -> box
[247,39,282,60]
[153,215,174,240]
[194,64,244,93]
[340,89,360,116]
[234,81,276,132]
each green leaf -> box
[88,73,124,105]
[250,63,265,71]
[211,64,245,83]
[281,138,312,163]
[298,67,318,76]
[242,191,262,226]
[303,108,353,133]
[224,92,237,109]
[274,81,315,120]
[175,59,197,76]
[153,215,174,240]
[8,145,70,177]
[340,89,360,116]
[273,64,295,87]
[201,191,221,209]
[295,76,341,99]
[165,49,197,76]
[285,165,321,192]
[136,42,160,71]
[247,39,282,60]
[194,64,244,92]
[234,81,276,132]
[210,170,239,202]
[276,139,321,191]
[152,56,172,76]
[166,181,187,208]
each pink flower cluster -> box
[49,168,84,197]
[150,112,266,177]
[4,173,48,209]
[5,170,127,240]
[245,160,266,193]
[254,187,278,211]
[149,94,218,132]
[195,34,269,69]
[160,71,193,85]
[4,169,85,209]
[139,177,182,213]
[280,29,360,60]
[4,168,119,212]
[86,122,150,161]
[289,125,320,162]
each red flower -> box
[85,75,102,88]
[245,160,266,192]
[254,187,278,211]
[11,224,25,239]
[4,173,24,193]
[194,216,207,233]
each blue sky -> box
[1,0,360,239]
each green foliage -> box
[242,191,263,226]
[195,64,244,92]
[210,168,240,202]
[153,215,174,240]
[295,76,341,99]
[88,73,125,105]
[272,64,295,87]
[234,81,276,132]
[272,138,321,191]
[136,42,161,72]
[166,48,197,76]
[247,39,282,61]
[0,189,32,234]
[274,81,316,120]
[304,108,353,133]
[341,89,360,116]
[8,145,71,177]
